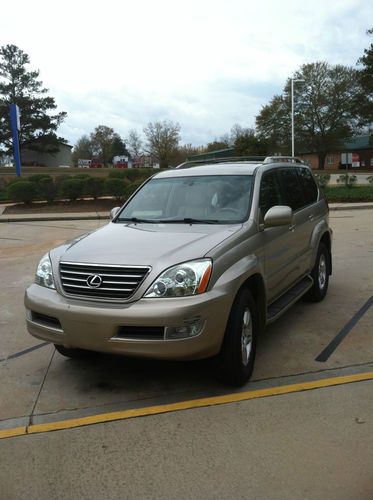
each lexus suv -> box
[25,158,332,385]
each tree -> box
[205,139,229,152]
[90,125,117,167]
[0,44,67,158]
[111,134,129,158]
[234,128,268,156]
[256,62,366,169]
[169,143,201,166]
[72,135,93,166]
[357,28,373,123]
[143,120,181,167]
[126,129,143,159]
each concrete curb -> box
[0,214,109,223]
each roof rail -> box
[175,155,305,169]
[175,156,266,169]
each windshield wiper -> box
[159,218,219,224]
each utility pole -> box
[291,78,304,157]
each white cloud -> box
[0,0,371,146]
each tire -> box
[54,344,91,359]
[216,288,257,386]
[306,242,330,302]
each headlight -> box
[144,259,212,298]
[35,253,55,289]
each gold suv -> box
[25,158,332,385]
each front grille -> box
[59,262,150,301]
[116,326,165,340]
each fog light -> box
[165,317,205,340]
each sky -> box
[0,0,371,148]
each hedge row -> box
[5,175,148,204]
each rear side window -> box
[296,167,318,205]
[278,169,305,211]
[259,171,284,216]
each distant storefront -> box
[298,135,373,170]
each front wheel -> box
[306,242,330,302]
[216,288,257,386]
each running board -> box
[267,276,313,324]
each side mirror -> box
[110,207,121,220]
[264,206,292,228]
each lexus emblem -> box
[86,274,103,288]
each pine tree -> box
[0,44,67,157]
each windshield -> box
[116,175,253,224]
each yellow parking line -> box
[0,426,27,440]
[1,371,373,440]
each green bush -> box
[104,178,128,201]
[83,177,105,200]
[367,176,373,185]
[108,170,127,179]
[7,181,38,204]
[124,179,146,199]
[7,177,24,186]
[108,168,158,181]
[337,174,357,188]
[314,172,330,187]
[39,178,58,203]
[55,174,72,185]
[61,179,84,201]
[74,173,91,180]
[28,173,52,183]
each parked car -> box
[25,158,332,385]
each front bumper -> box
[24,284,234,360]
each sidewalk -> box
[0,202,373,223]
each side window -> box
[278,169,305,211]
[259,171,284,216]
[296,167,318,206]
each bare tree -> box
[126,129,143,159]
[143,120,181,167]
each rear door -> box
[259,169,303,302]
[277,167,317,278]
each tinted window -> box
[278,169,305,211]
[259,171,284,216]
[296,167,318,205]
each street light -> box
[291,78,305,157]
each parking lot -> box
[0,209,372,498]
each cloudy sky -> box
[0,0,371,147]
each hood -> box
[59,222,242,270]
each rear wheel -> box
[54,344,91,359]
[306,242,330,302]
[216,288,257,386]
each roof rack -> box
[175,155,304,169]
[175,156,266,169]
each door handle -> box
[289,224,296,231]
[308,214,314,220]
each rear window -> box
[296,167,318,205]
